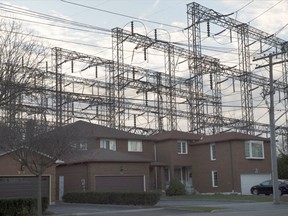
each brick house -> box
[56,121,155,200]
[150,130,202,193]
[190,132,271,194]
[0,121,272,201]
[56,121,272,197]
[0,150,57,204]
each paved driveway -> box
[47,200,288,216]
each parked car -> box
[250,180,288,196]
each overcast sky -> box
[1,0,288,132]
[2,0,287,55]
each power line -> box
[248,0,284,23]
[60,0,183,29]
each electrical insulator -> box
[134,114,136,127]
[132,67,135,80]
[131,21,134,35]
[95,66,98,78]
[210,73,213,89]
[154,29,157,41]
[145,92,148,106]
[144,48,147,61]
[71,60,74,73]
[207,21,210,37]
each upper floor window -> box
[210,143,216,160]
[212,170,218,187]
[177,140,188,154]
[71,139,87,150]
[245,140,264,159]
[128,140,143,152]
[100,139,116,151]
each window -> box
[177,141,188,154]
[210,143,216,160]
[128,140,143,152]
[245,140,264,159]
[100,139,116,151]
[212,170,218,187]
[71,139,87,150]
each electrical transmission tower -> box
[1,2,288,138]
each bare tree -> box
[0,19,61,216]
[5,120,74,216]
[0,19,47,115]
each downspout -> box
[154,143,158,190]
[229,141,235,192]
[86,162,89,191]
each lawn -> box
[160,194,288,213]
[162,194,288,203]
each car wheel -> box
[252,189,259,195]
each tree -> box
[0,19,55,216]
[278,153,288,179]
[2,120,75,216]
[0,19,47,119]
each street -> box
[47,200,288,216]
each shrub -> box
[62,191,161,206]
[166,179,186,196]
[0,197,48,216]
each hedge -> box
[62,191,161,206]
[166,178,186,196]
[0,197,49,216]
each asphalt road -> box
[47,200,288,216]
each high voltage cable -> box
[60,0,183,29]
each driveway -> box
[47,200,288,216]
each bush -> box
[0,197,48,216]
[166,179,186,196]
[62,191,161,206]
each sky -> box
[2,0,287,55]
[1,0,288,133]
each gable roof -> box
[60,148,152,165]
[61,121,150,140]
[150,130,202,142]
[194,132,269,145]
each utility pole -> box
[253,52,287,204]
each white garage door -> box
[241,173,271,195]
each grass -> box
[162,194,288,203]
[160,194,288,213]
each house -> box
[0,149,57,204]
[57,148,152,199]
[190,132,271,194]
[0,121,273,201]
[56,121,155,200]
[149,130,202,193]
[56,122,272,196]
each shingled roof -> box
[194,132,269,145]
[150,130,202,142]
[61,120,150,140]
[60,148,152,165]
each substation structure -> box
[1,2,288,138]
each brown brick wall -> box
[56,161,151,197]
[190,140,271,193]
[0,154,57,203]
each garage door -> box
[95,176,145,192]
[241,174,271,195]
[0,176,50,199]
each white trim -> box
[177,140,188,154]
[210,143,216,161]
[245,140,264,159]
[143,175,146,192]
[211,170,218,188]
